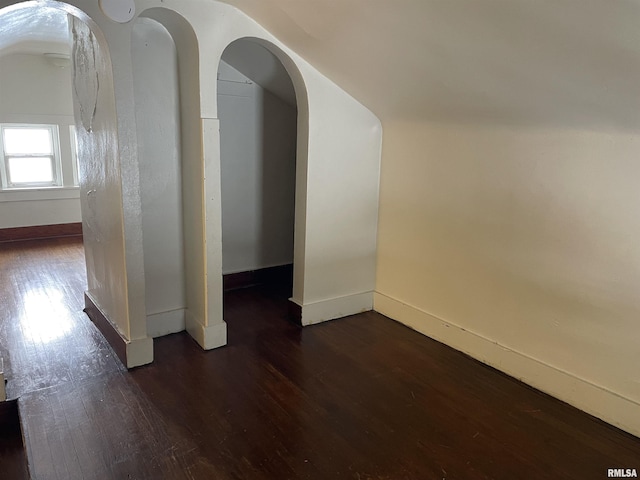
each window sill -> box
[0,186,80,203]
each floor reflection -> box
[19,286,74,344]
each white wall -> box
[0,52,80,228]
[131,18,186,336]
[375,121,640,436]
[0,53,72,115]
[138,0,382,329]
[71,12,152,366]
[0,0,381,365]
[218,59,297,275]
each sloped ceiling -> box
[220,0,640,130]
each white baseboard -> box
[374,291,640,438]
[299,291,373,326]
[146,309,186,338]
[185,311,227,350]
[126,337,154,369]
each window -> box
[0,124,62,189]
[69,125,80,187]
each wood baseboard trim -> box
[84,293,127,367]
[223,264,293,291]
[287,293,374,327]
[83,293,153,368]
[298,292,374,326]
[0,223,82,243]
[373,291,640,438]
[185,311,227,350]
[146,309,186,338]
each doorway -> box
[0,5,79,233]
[131,17,186,338]
[0,0,125,392]
[0,3,86,353]
[131,9,208,343]
[218,39,298,302]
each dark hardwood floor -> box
[0,400,28,480]
[1,236,639,479]
[0,237,123,401]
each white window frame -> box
[0,124,63,189]
[69,125,80,187]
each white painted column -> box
[185,118,227,350]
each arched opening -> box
[218,38,302,325]
[131,17,186,337]
[132,8,207,341]
[0,4,78,232]
[0,0,132,380]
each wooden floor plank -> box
[0,400,29,480]
[0,237,123,401]
[1,237,639,479]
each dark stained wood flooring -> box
[0,236,123,401]
[1,237,639,479]
[0,399,28,480]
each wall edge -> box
[373,291,640,439]
[84,292,153,368]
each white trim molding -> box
[146,308,186,338]
[185,310,227,351]
[373,291,640,439]
[296,291,374,326]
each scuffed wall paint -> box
[71,15,130,340]
[72,20,98,132]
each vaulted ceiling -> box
[2,1,639,130]
[0,5,69,57]
[220,0,640,130]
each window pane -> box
[69,125,80,186]
[3,128,53,155]
[8,157,54,184]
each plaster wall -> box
[218,59,297,275]
[131,18,186,335]
[70,14,132,343]
[375,121,640,436]
[136,6,215,346]
[136,0,382,326]
[0,52,80,228]
[0,0,380,363]
[0,2,142,360]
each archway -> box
[217,38,307,326]
[0,0,150,367]
[133,7,214,347]
[0,4,79,230]
[0,0,138,360]
[217,38,308,324]
[131,16,187,338]
[218,38,296,292]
